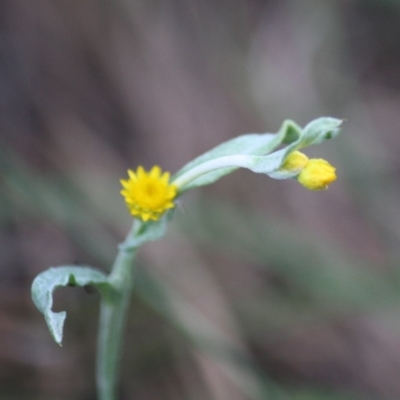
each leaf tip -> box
[46,310,66,346]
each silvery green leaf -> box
[296,117,342,148]
[173,118,341,191]
[172,120,302,191]
[32,266,112,345]
[237,117,343,179]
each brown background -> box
[1,1,400,399]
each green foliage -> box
[173,117,342,190]
[31,266,113,345]
[266,117,342,179]
[120,211,173,251]
[172,120,302,190]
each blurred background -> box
[1,0,400,399]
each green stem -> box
[96,231,138,400]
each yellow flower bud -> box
[297,159,337,190]
[281,151,309,172]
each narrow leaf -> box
[299,117,342,147]
[228,118,342,180]
[172,120,301,191]
[32,266,112,345]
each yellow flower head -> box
[281,151,309,172]
[120,166,177,221]
[297,158,337,191]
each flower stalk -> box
[96,226,138,400]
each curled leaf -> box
[32,266,113,345]
[172,117,342,190]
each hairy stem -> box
[96,242,137,400]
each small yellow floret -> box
[297,159,337,191]
[120,166,177,221]
[281,151,309,172]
